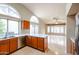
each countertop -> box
[0,34,48,40]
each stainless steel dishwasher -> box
[18,36,26,49]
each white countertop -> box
[16,34,48,38]
[0,34,48,40]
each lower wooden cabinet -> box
[9,37,18,53]
[32,37,38,48]
[68,39,75,55]
[37,37,48,51]
[26,36,32,46]
[38,38,44,51]
[0,37,18,55]
[26,36,48,52]
[0,40,9,55]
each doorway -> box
[46,24,66,54]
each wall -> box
[7,3,46,34]
[66,3,72,16]
[7,3,32,34]
[7,3,33,20]
[67,15,76,54]
[39,19,46,34]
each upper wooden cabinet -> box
[22,20,30,29]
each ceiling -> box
[68,3,79,16]
[22,3,67,24]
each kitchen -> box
[0,3,78,55]
[0,3,48,55]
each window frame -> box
[46,24,66,35]
[0,4,21,38]
[30,22,39,34]
[0,4,20,19]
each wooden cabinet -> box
[44,37,48,51]
[22,20,30,29]
[72,42,75,54]
[9,37,18,53]
[0,40,9,55]
[26,36,48,52]
[32,37,38,48]
[68,39,75,55]
[0,37,18,55]
[26,36,32,47]
[38,38,44,51]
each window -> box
[30,16,39,23]
[47,25,66,46]
[0,19,19,38]
[0,4,20,18]
[30,23,39,34]
[47,25,65,34]
[30,24,35,34]
[47,26,51,33]
[0,19,7,38]
[8,20,19,34]
[0,19,7,34]
[0,4,20,38]
[30,16,39,34]
[34,24,39,34]
[51,26,54,33]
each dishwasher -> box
[18,36,26,49]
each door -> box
[9,37,18,53]
[32,37,38,48]
[0,40,9,54]
[26,36,32,47]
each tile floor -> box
[11,44,66,55]
[11,46,55,55]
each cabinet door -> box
[22,20,30,29]
[32,37,38,48]
[38,38,44,51]
[0,40,9,55]
[44,37,48,51]
[26,36,32,47]
[9,37,18,53]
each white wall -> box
[67,16,76,53]
[66,3,72,16]
[7,3,46,34]
[39,19,46,34]
[7,3,33,20]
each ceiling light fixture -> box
[53,17,58,24]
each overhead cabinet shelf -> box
[22,20,30,29]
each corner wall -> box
[67,15,76,54]
[7,3,46,34]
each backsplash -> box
[21,29,30,34]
